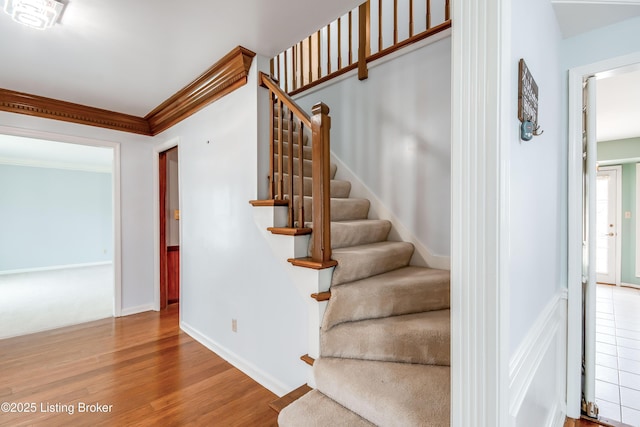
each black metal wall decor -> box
[518,58,543,141]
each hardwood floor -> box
[0,304,278,426]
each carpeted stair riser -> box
[307,219,392,254]
[274,142,313,160]
[279,156,337,178]
[322,266,451,329]
[275,173,351,199]
[301,196,370,223]
[278,390,376,427]
[321,310,450,365]
[330,241,414,286]
[314,357,450,427]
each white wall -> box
[508,0,566,424]
[154,57,308,395]
[0,112,155,313]
[294,35,452,258]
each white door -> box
[596,166,620,285]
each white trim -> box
[451,0,510,425]
[621,282,640,289]
[636,163,640,277]
[330,153,450,270]
[0,261,112,276]
[0,156,111,173]
[120,304,155,317]
[180,320,290,397]
[509,293,564,418]
[566,51,640,418]
[153,137,181,312]
[0,124,123,318]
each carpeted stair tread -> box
[276,173,351,198]
[322,266,450,329]
[275,131,309,145]
[315,357,450,427]
[274,142,313,160]
[321,309,450,366]
[330,241,414,286]
[307,219,392,253]
[278,389,375,427]
[302,197,370,222]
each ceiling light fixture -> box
[3,0,64,30]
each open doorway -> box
[0,134,119,339]
[159,146,180,310]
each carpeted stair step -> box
[275,131,309,145]
[275,142,313,160]
[275,173,351,198]
[321,309,450,365]
[322,266,450,329]
[273,117,298,131]
[280,156,337,178]
[278,389,375,427]
[330,241,414,286]
[301,196,370,222]
[315,357,450,427]
[307,219,391,253]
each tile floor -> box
[595,284,640,426]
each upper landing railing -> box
[271,0,451,95]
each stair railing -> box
[259,72,335,267]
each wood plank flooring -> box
[0,304,278,426]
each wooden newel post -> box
[311,102,332,264]
[358,1,370,81]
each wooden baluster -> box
[311,103,332,265]
[326,25,331,74]
[270,58,274,79]
[317,30,321,78]
[393,0,398,44]
[269,91,275,199]
[348,10,353,64]
[337,17,342,70]
[378,0,383,51]
[409,0,414,37]
[292,45,297,91]
[426,0,431,29]
[358,0,370,80]
[445,0,450,21]
[308,35,313,83]
[287,110,295,226]
[299,41,304,89]
[277,100,284,199]
[276,54,281,85]
[284,50,289,93]
[298,122,305,227]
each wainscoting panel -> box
[509,290,568,427]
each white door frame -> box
[0,125,123,317]
[567,52,640,419]
[153,136,181,313]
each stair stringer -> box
[251,204,333,388]
[331,152,451,270]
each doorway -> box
[596,166,621,285]
[159,145,180,309]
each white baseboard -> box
[119,304,155,317]
[0,261,112,276]
[181,320,290,397]
[509,291,567,426]
[330,153,450,270]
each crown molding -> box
[146,46,256,135]
[0,88,152,135]
[0,46,256,137]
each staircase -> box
[253,74,451,426]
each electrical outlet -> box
[232,319,237,333]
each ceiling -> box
[552,0,640,39]
[597,68,640,142]
[0,0,361,117]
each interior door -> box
[596,166,620,285]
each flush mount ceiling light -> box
[3,0,64,30]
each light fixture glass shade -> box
[3,0,64,30]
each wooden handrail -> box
[259,73,310,127]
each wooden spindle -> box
[317,30,321,78]
[299,41,304,89]
[393,0,398,44]
[358,0,370,80]
[269,91,275,199]
[426,0,431,29]
[445,0,450,21]
[348,10,353,64]
[277,54,281,85]
[284,50,289,93]
[277,100,284,199]
[270,58,274,79]
[310,103,333,265]
[326,25,331,74]
[292,46,297,91]
[287,110,295,225]
[308,35,313,83]
[337,17,342,69]
[409,0,414,37]
[378,0,383,51]
[297,122,305,227]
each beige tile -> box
[597,352,619,369]
[622,406,640,426]
[617,328,640,341]
[596,364,619,384]
[598,325,616,336]
[618,346,640,362]
[596,398,621,422]
[598,318,616,328]
[597,312,615,321]
[619,357,640,376]
[596,379,621,404]
[620,386,640,410]
[598,342,619,356]
[620,371,640,392]
[618,337,640,351]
